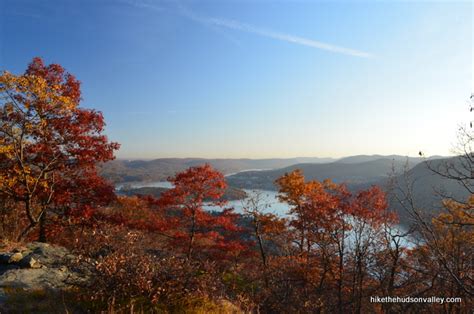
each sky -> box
[0,0,472,159]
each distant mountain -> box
[335,154,447,165]
[335,155,421,165]
[99,155,445,185]
[99,157,336,183]
[226,158,417,191]
[384,157,471,226]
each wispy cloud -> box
[178,4,373,58]
[125,1,373,58]
[208,18,373,58]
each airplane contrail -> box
[204,17,373,58]
[178,4,373,58]
[127,1,374,58]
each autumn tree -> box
[0,57,119,241]
[273,170,397,313]
[430,197,474,300]
[241,191,287,290]
[347,186,395,312]
[275,169,314,254]
[158,164,245,261]
[397,197,474,313]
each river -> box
[116,181,289,215]
[116,180,414,247]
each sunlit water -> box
[116,181,174,189]
[116,181,289,215]
[206,189,293,216]
[116,181,414,248]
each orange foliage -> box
[0,57,119,242]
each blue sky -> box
[1,0,472,159]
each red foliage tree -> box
[158,164,245,260]
[0,57,119,241]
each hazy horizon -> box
[112,153,450,161]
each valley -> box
[105,155,469,227]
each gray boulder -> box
[0,242,91,297]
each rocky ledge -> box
[0,242,90,308]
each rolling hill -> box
[99,155,433,184]
[335,154,422,165]
[385,157,471,225]
[225,157,421,191]
[98,157,336,183]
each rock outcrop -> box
[0,242,90,309]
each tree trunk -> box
[17,222,37,241]
[187,208,196,260]
[38,210,47,242]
